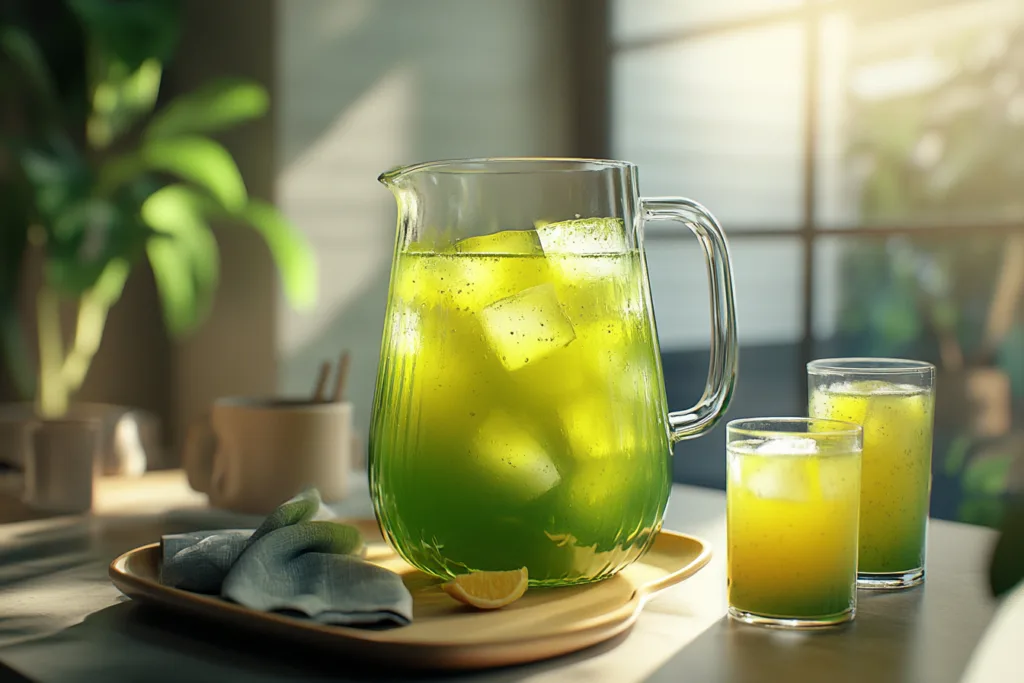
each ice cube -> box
[548,253,630,285]
[539,220,634,307]
[472,411,561,501]
[449,253,551,313]
[753,437,819,457]
[809,385,870,426]
[818,455,859,501]
[455,230,543,255]
[558,394,635,460]
[537,217,628,254]
[742,458,811,502]
[479,283,576,371]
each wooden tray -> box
[109,520,711,671]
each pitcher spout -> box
[378,159,447,190]
[377,164,409,190]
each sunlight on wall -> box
[612,0,801,40]
[613,22,806,228]
[276,65,414,357]
[613,22,806,350]
[313,0,373,39]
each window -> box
[609,0,1024,524]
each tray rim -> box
[109,527,712,670]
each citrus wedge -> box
[441,567,529,610]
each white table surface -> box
[0,471,1008,682]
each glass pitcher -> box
[370,158,737,586]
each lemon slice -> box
[442,568,529,609]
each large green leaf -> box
[17,146,154,297]
[67,0,180,69]
[88,58,162,149]
[42,198,124,295]
[0,25,58,109]
[98,135,249,211]
[146,236,196,336]
[17,139,91,223]
[146,79,268,140]
[140,137,247,211]
[41,193,152,298]
[237,201,317,310]
[114,58,162,118]
[140,185,220,324]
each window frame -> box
[584,0,1024,406]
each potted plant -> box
[0,0,315,494]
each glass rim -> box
[807,357,935,376]
[379,157,636,183]
[726,417,863,440]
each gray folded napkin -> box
[160,488,413,627]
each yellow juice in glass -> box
[727,436,860,622]
[810,381,934,578]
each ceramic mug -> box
[183,398,352,514]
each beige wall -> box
[275,0,574,441]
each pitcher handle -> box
[641,197,738,443]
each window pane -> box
[648,237,803,488]
[817,0,1024,227]
[813,233,1024,525]
[613,23,807,229]
[611,0,803,43]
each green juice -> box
[370,224,672,586]
[810,381,934,575]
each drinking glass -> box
[808,358,936,589]
[727,417,863,628]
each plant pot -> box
[0,402,163,477]
[0,418,100,518]
[28,418,99,513]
